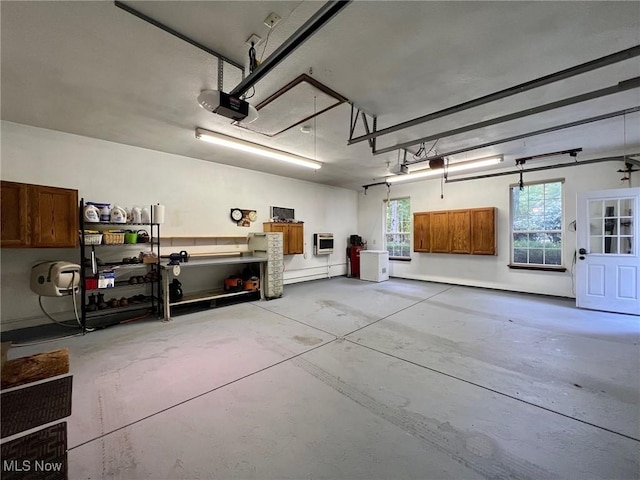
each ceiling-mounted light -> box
[386,155,503,183]
[195,128,322,170]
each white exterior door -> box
[576,187,640,315]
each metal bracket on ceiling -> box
[515,148,582,189]
[621,156,640,168]
[113,1,244,74]
[230,0,352,97]
[349,104,377,151]
[217,58,224,91]
[361,180,391,191]
[515,148,582,166]
[445,154,640,184]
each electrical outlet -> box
[245,34,262,46]
[264,12,281,29]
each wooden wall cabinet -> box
[470,207,496,255]
[449,209,471,254]
[430,211,450,253]
[263,222,304,255]
[413,213,430,252]
[1,180,78,248]
[413,207,496,255]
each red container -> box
[348,246,364,278]
[85,277,98,290]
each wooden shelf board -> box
[169,289,256,306]
[160,235,248,240]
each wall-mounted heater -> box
[314,233,334,255]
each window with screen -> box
[385,197,411,259]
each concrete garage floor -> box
[6,277,640,479]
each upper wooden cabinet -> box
[470,207,496,255]
[1,181,30,247]
[413,213,430,252]
[263,222,304,255]
[430,211,450,253]
[449,209,471,254]
[413,207,496,255]
[1,181,78,248]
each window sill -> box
[390,257,411,262]
[508,264,567,272]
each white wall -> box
[0,121,357,331]
[358,161,625,298]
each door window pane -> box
[590,236,603,254]
[604,236,618,254]
[590,219,602,236]
[592,197,635,255]
[589,200,603,218]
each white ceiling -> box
[2,1,639,191]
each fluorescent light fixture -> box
[386,155,503,183]
[195,128,322,170]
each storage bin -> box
[124,231,138,244]
[83,233,103,245]
[103,232,125,245]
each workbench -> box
[160,255,267,321]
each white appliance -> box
[248,232,284,299]
[30,261,81,296]
[359,250,390,282]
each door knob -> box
[578,248,587,255]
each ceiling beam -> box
[405,106,640,166]
[374,77,640,156]
[230,0,352,97]
[113,1,244,71]
[348,44,640,146]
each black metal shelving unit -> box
[79,199,161,331]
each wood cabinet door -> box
[413,213,430,252]
[29,185,78,247]
[449,210,471,254]
[265,223,289,253]
[1,181,30,247]
[287,224,304,255]
[430,211,450,253]
[471,207,496,255]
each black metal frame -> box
[78,199,162,332]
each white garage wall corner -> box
[0,121,357,331]
[358,160,623,298]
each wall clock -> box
[230,208,243,222]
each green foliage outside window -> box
[386,198,411,258]
[511,181,563,266]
